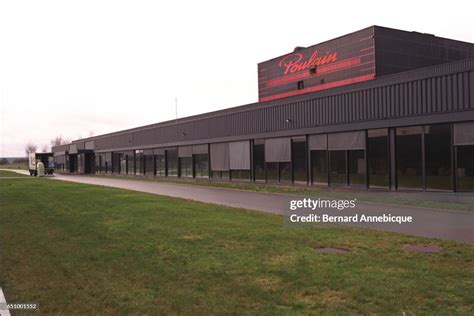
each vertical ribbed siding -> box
[90,65,473,151]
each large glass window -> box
[120,154,127,175]
[95,155,102,173]
[292,140,307,182]
[253,142,265,181]
[126,154,134,175]
[266,162,278,182]
[112,153,121,174]
[311,150,327,185]
[231,170,250,181]
[194,154,209,178]
[280,162,292,182]
[368,129,389,188]
[155,154,166,177]
[457,146,474,191]
[425,124,452,190]
[135,151,144,175]
[348,150,366,187]
[396,126,423,189]
[166,150,178,177]
[144,154,154,175]
[329,151,346,186]
[179,157,193,177]
[211,170,229,180]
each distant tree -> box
[41,144,49,152]
[25,142,37,156]
[0,158,8,165]
[50,135,65,147]
[88,130,95,137]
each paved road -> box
[4,170,474,243]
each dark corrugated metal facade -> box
[52,27,474,192]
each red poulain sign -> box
[279,50,338,75]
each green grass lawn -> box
[0,178,473,314]
[94,174,474,212]
[0,170,28,177]
[0,162,28,170]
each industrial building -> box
[52,26,474,192]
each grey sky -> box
[1,0,472,157]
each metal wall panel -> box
[193,144,208,154]
[308,134,327,150]
[70,60,474,152]
[178,146,193,158]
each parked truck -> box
[29,152,55,176]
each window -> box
[179,157,193,177]
[311,150,328,185]
[425,124,451,190]
[457,146,474,191]
[155,154,166,176]
[329,150,346,186]
[279,162,292,182]
[166,149,178,177]
[297,81,304,90]
[120,154,127,175]
[135,150,144,175]
[368,129,389,188]
[396,126,423,189]
[348,150,366,187]
[194,154,209,178]
[231,170,250,181]
[292,140,307,182]
[253,141,265,181]
[266,162,278,182]
[112,153,121,174]
[211,170,229,180]
[126,154,134,175]
[144,155,154,175]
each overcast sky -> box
[0,0,472,156]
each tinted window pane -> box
[329,150,346,186]
[120,155,127,175]
[253,143,265,181]
[368,129,389,188]
[194,154,209,178]
[280,162,292,182]
[266,162,278,182]
[425,124,451,190]
[179,157,193,177]
[457,146,474,191]
[292,141,307,182]
[144,155,154,175]
[127,154,135,175]
[311,150,327,184]
[231,170,250,181]
[166,150,178,177]
[155,154,166,176]
[348,150,366,187]
[135,152,144,175]
[397,126,423,189]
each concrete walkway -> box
[4,170,474,244]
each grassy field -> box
[0,178,473,314]
[0,162,28,170]
[0,170,28,177]
[94,174,474,212]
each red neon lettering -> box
[279,50,338,75]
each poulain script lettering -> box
[279,50,338,75]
